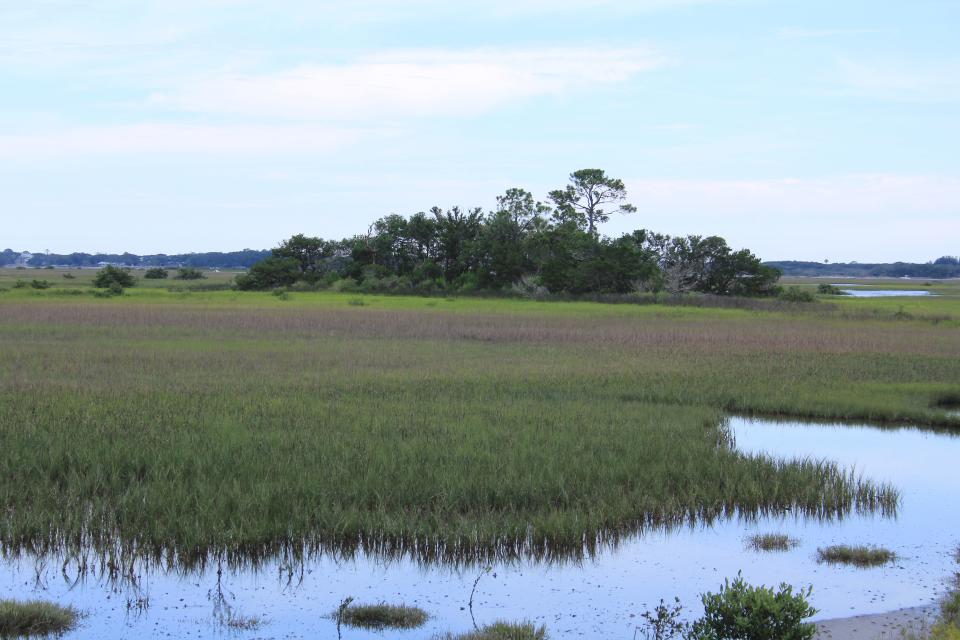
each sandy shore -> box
[815,604,940,639]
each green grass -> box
[338,603,429,630]
[1,286,957,567]
[437,621,547,640]
[816,545,897,567]
[746,533,799,552]
[0,599,78,637]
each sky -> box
[1,0,958,262]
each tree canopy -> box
[236,169,780,297]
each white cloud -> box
[148,47,664,120]
[0,123,380,158]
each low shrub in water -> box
[687,573,817,640]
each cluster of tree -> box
[768,259,960,278]
[237,169,780,297]
[0,249,270,268]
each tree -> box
[548,169,636,235]
[234,257,300,290]
[431,206,484,282]
[93,265,136,289]
[273,234,336,283]
[476,189,550,289]
[144,267,168,279]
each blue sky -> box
[2,0,958,261]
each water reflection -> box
[1,417,957,638]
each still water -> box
[1,417,958,639]
[839,289,934,297]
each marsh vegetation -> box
[0,599,78,637]
[337,602,429,630]
[746,533,800,552]
[0,277,958,636]
[816,545,897,568]
[0,293,929,568]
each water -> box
[2,417,958,639]
[839,289,934,297]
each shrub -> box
[144,267,169,279]
[29,279,51,289]
[62,273,75,279]
[235,257,299,290]
[816,284,846,295]
[778,287,816,303]
[93,265,136,288]
[687,574,817,640]
[639,597,686,639]
[174,267,205,280]
[12,280,27,289]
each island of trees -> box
[237,169,781,297]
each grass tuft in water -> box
[225,613,263,630]
[746,533,799,552]
[338,602,429,630]
[437,621,548,640]
[0,599,79,637]
[817,545,896,567]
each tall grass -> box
[0,293,950,568]
[0,599,78,636]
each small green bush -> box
[687,574,817,640]
[29,279,51,289]
[62,273,75,279]
[144,267,169,279]
[93,265,136,288]
[175,267,205,280]
[816,283,846,295]
[12,280,27,289]
[778,287,816,303]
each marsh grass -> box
[338,603,428,630]
[225,613,263,630]
[0,599,79,637]
[816,545,897,567]
[437,621,547,640]
[746,533,799,552]
[0,292,953,568]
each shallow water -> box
[839,289,934,297]
[1,417,958,639]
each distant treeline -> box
[237,169,781,297]
[0,248,270,269]
[767,257,960,278]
